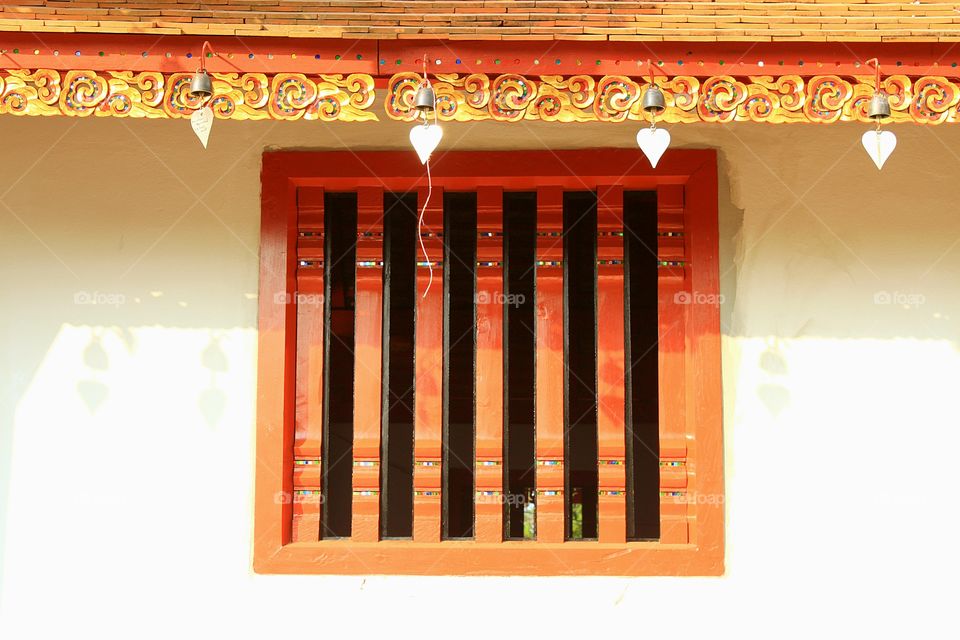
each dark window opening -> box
[321,193,358,539]
[503,192,537,540]
[380,192,418,539]
[563,191,599,541]
[624,190,661,540]
[442,192,478,539]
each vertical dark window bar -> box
[563,191,599,540]
[442,192,478,539]
[503,192,537,539]
[380,192,418,539]
[321,193,358,538]
[624,191,661,540]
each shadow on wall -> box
[715,147,743,343]
[199,336,230,427]
[0,116,269,603]
[701,122,960,343]
[69,329,229,425]
[696,124,960,423]
[756,346,790,417]
[78,332,112,412]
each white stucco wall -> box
[1,116,957,638]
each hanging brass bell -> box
[414,84,437,113]
[641,85,666,115]
[189,70,213,100]
[867,91,891,120]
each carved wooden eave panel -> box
[0,69,378,121]
[3,68,960,125]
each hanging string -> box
[417,55,437,300]
[197,40,217,108]
[200,41,214,72]
[866,58,883,134]
[418,152,434,300]
[866,57,881,93]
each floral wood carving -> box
[385,72,960,125]
[1,69,958,124]
[0,69,378,121]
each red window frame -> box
[255,149,723,575]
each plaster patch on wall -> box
[716,146,745,338]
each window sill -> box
[253,538,724,576]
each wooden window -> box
[256,150,723,575]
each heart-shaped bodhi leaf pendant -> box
[861,129,897,170]
[409,123,443,164]
[636,127,671,168]
[191,106,214,149]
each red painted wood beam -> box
[386,40,960,78]
[0,34,376,74]
[2,33,959,78]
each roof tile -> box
[2,0,959,42]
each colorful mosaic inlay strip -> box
[3,69,960,124]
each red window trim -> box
[255,149,724,576]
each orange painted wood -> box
[351,187,384,542]
[378,40,960,81]
[6,34,957,81]
[683,162,723,556]
[291,186,324,542]
[256,149,724,575]
[534,186,565,544]
[474,186,504,543]
[254,154,297,562]
[293,276,325,541]
[414,185,444,543]
[596,185,626,544]
[0,34,378,74]
[656,183,690,545]
[259,540,717,576]
[292,456,322,489]
[265,150,698,192]
[292,492,322,543]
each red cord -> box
[646,58,667,86]
[865,57,881,91]
[200,41,215,72]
